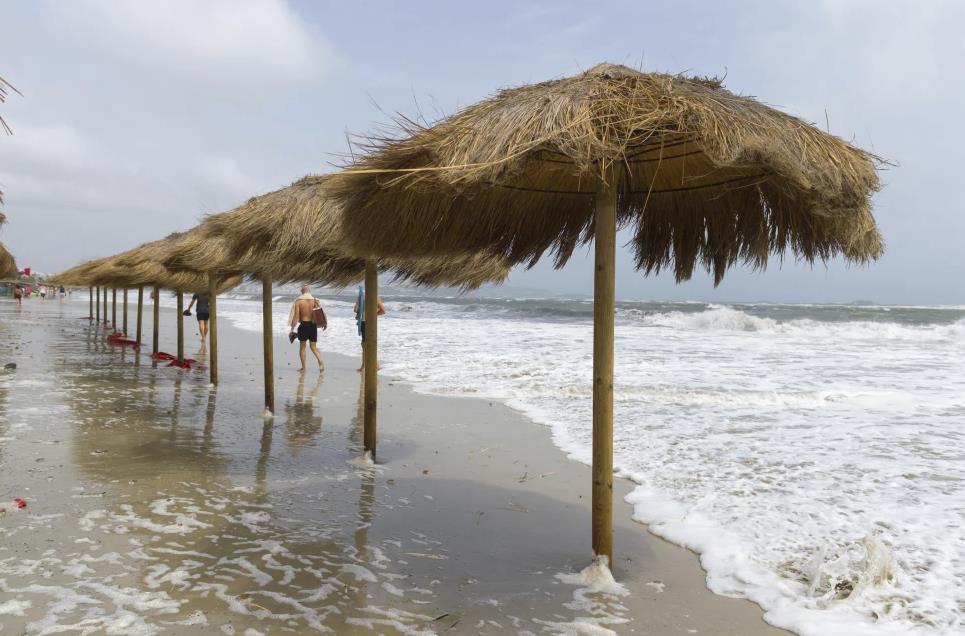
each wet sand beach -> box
[0,297,787,635]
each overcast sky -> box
[1,1,961,303]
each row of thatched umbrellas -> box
[53,64,883,567]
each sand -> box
[0,295,789,635]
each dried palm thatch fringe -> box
[0,213,16,278]
[53,233,240,294]
[0,74,20,136]
[0,74,22,205]
[327,63,883,284]
[0,242,17,279]
[162,174,510,291]
[52,258,107,287]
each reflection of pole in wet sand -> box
[202,387,216,456]
[146,365,158,406]
[255,419,273,503]
[349,383,375,609]
[351,469,376,616]
[169,376,183,440]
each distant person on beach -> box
[39,284,47,300]
[185,293,210,341]
[59,285,66,299]
[353,285,385,371]
[288,285,325,373]
[13,285,22,307]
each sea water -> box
[217,292,965,635]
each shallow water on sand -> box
[0,300,638,635]
[219,292,965,635]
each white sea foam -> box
[218,296,965,635]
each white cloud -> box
[193,155,258,201]
[56,0,334,83]
[1,122,98,176]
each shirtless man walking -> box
[288,285,325,373]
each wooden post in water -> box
[208,277,218,385]
[262,275,274,414]
[152,286,160,354]
[591,166,617,565]
[363,259,378,457]
[89,287,94,321]
[111,288,117,330]
[95,286,100,323]
[122,288,128,335]
[176,292,184,364]
[136,287,144,345]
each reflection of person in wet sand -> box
[288,285,325,373]
[284,371,324,456]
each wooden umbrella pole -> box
[136,286,144,345]
[102,287,108,324]
[95,286,100,323]
[176,292,184,364]
[89,287,93,321]
[111,288,117,330]
[262,275,274,413]
[152,286,160,354]
[592,165,617,565]
[122,289,129,335]
[209,277,218,385]
[363,259,378,457]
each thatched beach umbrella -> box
[56,258,106,323]
[107,232,240,371]
[326,63,883,565]
[0,243,17,280]
[162,175,509,447]
[0,212,15,278]
[0,213,17,280]
[57,236,238,367]
[56,258,121,329]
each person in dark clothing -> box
[186,293,210,341]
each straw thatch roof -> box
[327,63,883,283]
[162,175,511,291]
[0,212,16,278]
[54,258,109,287]
[54,233,240,293]
[0,243,16,279]
[108,232,242,293]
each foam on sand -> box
[220,296,965,634]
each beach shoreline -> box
[0,296,787,635]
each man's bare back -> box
[295,298,314,321]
